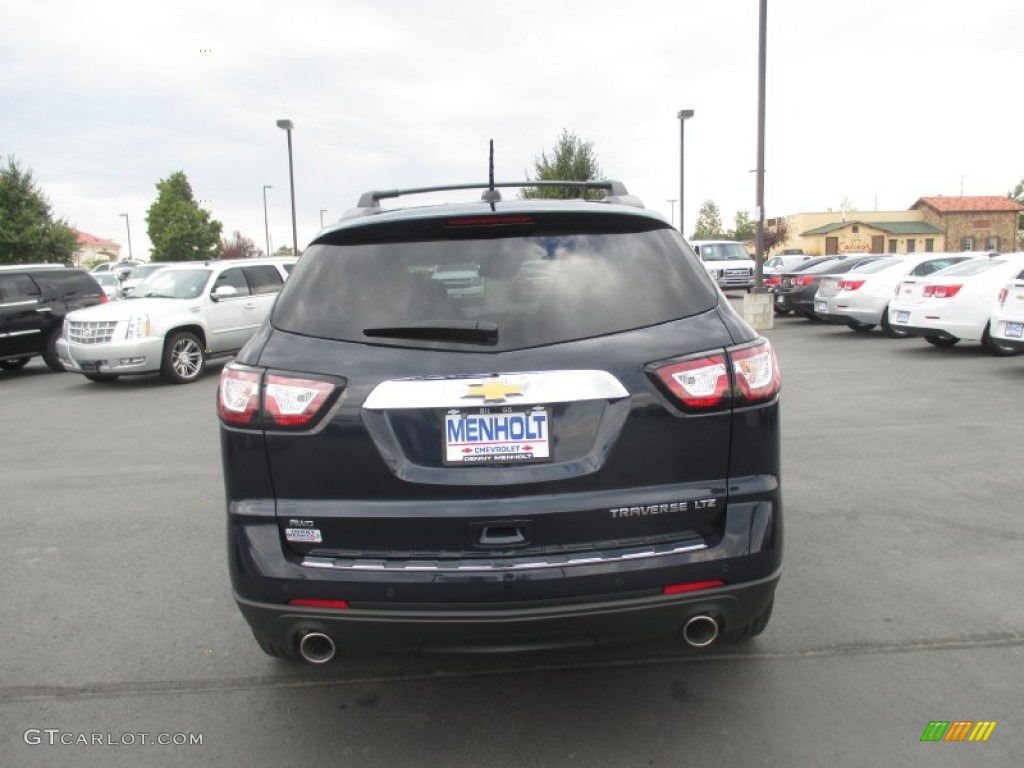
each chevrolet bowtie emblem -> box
[463,381,524,404]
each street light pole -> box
[677,109,695,237]
[262,185,273,257]
[319,209,327,228]
[276,119,298,255]
[754,0,767,291]
[666,199,677,227]
[119,213,133,260]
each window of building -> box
[851,225,860,234]
[906,240,916,253]
[888,239,897,252]
[960,237,974,251]
[925,238,934,252]
[985,236,1001,252]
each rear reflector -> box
[288,599,350,609]
[663,580,725,595]
[997,287,1008,305]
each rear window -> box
[851,257,901,274]
[273,215,717,351]
[932,259,1003,277]
[33,270,101,298]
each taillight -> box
[838,279,865,291]
[654,355,729,408]
[218,365,340,429]
[731,340,781,404]
[650,340,780,411]
[998,287,1008,306]
[218,367,261,426]
[922,284,962,298]
[265,374,335,427]
[100,293,109,303]
[765,276,781,287]
[794,275,815,286]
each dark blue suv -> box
[218,181,782,663]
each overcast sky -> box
[3,0,1022,258]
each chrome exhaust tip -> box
[682,615,719,648]
[298,632,337,664]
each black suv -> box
[218,181,782,663]
[0,265,106,372]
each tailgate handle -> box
[479,525,526,546]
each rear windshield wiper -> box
[363,320,498,345]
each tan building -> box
[72,230,121,267]
[910,196,1021,253]
[770,196,1021,256]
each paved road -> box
[1,313,1021,767]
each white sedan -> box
[988,265,1024,351]
[887,253,1024,354]
[814,253,976,337]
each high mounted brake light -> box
[445,215,535,227]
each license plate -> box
[815,300,827,313]
[1006,322,1024,339]
[444,407,550,465]
[895,311,910,324]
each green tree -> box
[729,210,755,242]
[0,156,76,265]
[1008,179,1024,248]
[762,218,790,255]
[520,129,604,199]
[221,230,262,259]
[274,245,296,257]
[691,200,725,240]
[146,171,223,262]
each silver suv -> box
[57,257,296,383]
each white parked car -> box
[688,240,755,291]
[763,253,813,274]
[91,272,124,300]
[887,253,1024,354]
[814,253,977,337]
[988,265,1024,351]
[56,257,297,383]
[120,262,176,296]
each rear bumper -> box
[228,495,782,655]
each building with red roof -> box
[72,229,121,267]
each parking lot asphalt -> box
[1,310,1021,767]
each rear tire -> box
[880,306,910,338]
[160,331,206,384]
[724,598,774,642]
[773,307,792,316]
[42,328,65,372]
[0,357,30,370]
[981,323,1021,356]
[924,335,959,348]
[847,321,876,333]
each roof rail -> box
[356,180,630,209]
